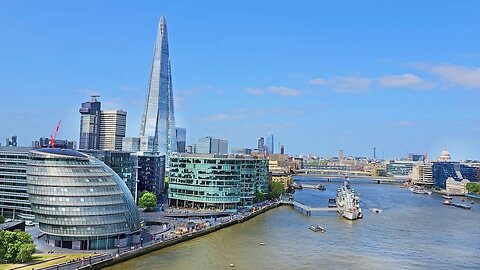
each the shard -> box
[140,16,177,158]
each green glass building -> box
[169,154,268,210]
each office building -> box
[79,96,101,150]
[266,135,274,155]
[5,136,17,147]
[432,162,478,189]
[139,16,176,159]
[99,110,126,151]
[32,137,75,149]
[175,127,186,153]
[169,154,268,210]
[195,137,228,154]
[26,148,140,250]
[122,137,140,152]
[257,137,265,151]
[0,146,33,221]
[410,163,433,185]
[231,148,252,155]
[135,152,166,200]
[386,161,417,176]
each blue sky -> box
[1,1,480,159]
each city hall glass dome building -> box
[27,148,141,250]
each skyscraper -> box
[175,127,186,153]
[99,110,127,151]
[79,96,101,150]
[140,16,176,159]
[266,135,274,155]
[257,137,265,151]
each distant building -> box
[32,137,76,149]
[269,160,292,190]
[410,163,433,185]
[169,154,268,210]
[232,148,252,155]
[386,161,418,176]
[0,146,33,221]
[140,136,154,151]
[122,137,140,152]
[5,135,17,147]
[186,144,195,154]
[99,110,127,151]
[446,177,469,195]
[27,148,141,250]
[79,96,101,150]
[257,137,265,151]
[408,153,425,162]
[280,145,285,155]
[175,127,186,153]
[195,137,228,154]
[432,162,477,189]
[266,135,274,155]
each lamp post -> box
[117,244,120,254]
[135,164,141,204]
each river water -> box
[108,177,480,270]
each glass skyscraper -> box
[266,134,274,155]
[140,16,176,160]
[79,96,101,150]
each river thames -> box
[108,177,480,270]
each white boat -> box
[442,195,453,200]
[336,178,363,220]
[309,225,326,232]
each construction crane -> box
[49,120,62,148]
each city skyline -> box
[1,1,480,159]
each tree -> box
[255,191,266,203]
[0,215,4,224]
[138,191,157,211]
[268,182,285,199]
[466,182,480,194]
[0,230,36,263]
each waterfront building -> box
[79,96,101,150]
[26,148,140,250]
[0,146,33,221]
[268,160,292,190]
[135,152,166,201]
[122,137,140,152]
[32,137,76,149]
[169,154,268,210]
[445,177,469,195]
[266,135,274,155]
[409,162,433,185]
[432,162,478,189]
[386,161,418,176]
[99,110,127,151]
[195,137,228,154]
[175,127,186,153]
[139,16,176,159]
[257,137,265,151]
[5,136,17,147]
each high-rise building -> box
[0,146,34,221]
[195,137,228,154]
[99,110,127,151]
[266,135,274,155]
[5,136,17,147]
[122,137,140,152]
[32,137,76,149]
[175,127,186,153]
[280,145,285,155]
[257,137,265,151]
[139,16,176,159]
[135,152,166,200]
[79,96,101,150]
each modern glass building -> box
[175,127,186,153]
[169,154,268,210]
[27,148,141,250]
[0,146,34,221]
[79,96,101,150]
[139,16,176,159]
[135,152,166,201]
[432,162,478,189]
[266,135,274,155]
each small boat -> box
[317,184,326,191]
[461,198,465,202]
[442,195,453,200]
[454,203,471,210]
[370,208,383,213]
[442,200,452,205]
[471,201,475,205]
[309,225,326,233]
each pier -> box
[280,200,338,215]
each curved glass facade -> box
[26,148,140,249]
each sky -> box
[1,0,480,160]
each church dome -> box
[438,147,451,162]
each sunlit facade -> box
[140,16,176,160]
[27,148,140,250]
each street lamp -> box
[117,244,120,254]
[140,237,143,248]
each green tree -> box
[0,215,4,224]
[466,182,480,194]
[268,182,285,199]
[0,230,36,263]
[255,191,266,203]
[138,191,157,211]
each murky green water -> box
[108,177,480,270]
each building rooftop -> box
[31,148,89,159]
[0,146,33,152]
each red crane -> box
[49,120,62,148]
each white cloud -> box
[310,76,372,93]
[377,73,433,89]
[411,63,480,88]
[202,113,239,122]
[246,86,301,96]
